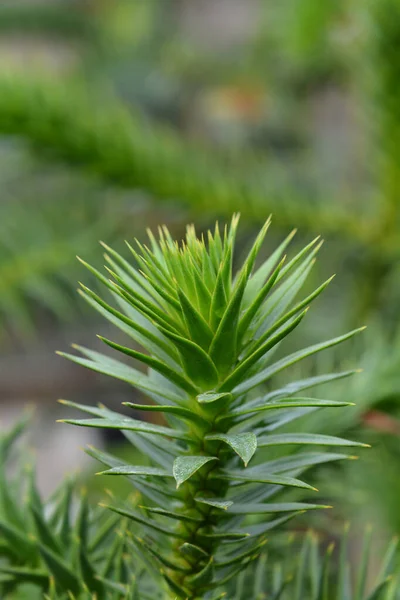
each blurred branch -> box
[0,76,385,252]
[0,183,123,335]
[0,4,100,44]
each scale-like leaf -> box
[177,287,214,349]
[197,391,232,406]
[173,456,218,488]
[205,432,257,466]
[209,267,248,374]
[195,497,233,511]
[209,253,229,330]
[160,327,219,388]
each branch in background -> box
[0,76,379,250]
[0,184,123,335]
[0,3,100,43]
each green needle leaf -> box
[159,327,219,388]
[226,502,330,514]
[123,401,209,428]
[205,432,257,466]
[38,545,81,596]
[233,327,366,395]
[197,391,232,406]
[103,504,184,539]
[257,433,369,448]
[220,398,354,425]
[97,465,172,477]
[173,456,218,488]
[185,557,214,586]
[220,309,308,392]
[212,470,316,491]
[139,506,201,523]
[195,497,233,511]
[179,543,210,561]
[97,335,198,395]
[59,416,189,441]
[177,287,214,349]
[209,266,248,374]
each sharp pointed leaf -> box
[159,327,219,388]
[195,497,233,511]
[173,456,218,488]
[205,432,257,466]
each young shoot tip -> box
[76,255,89,266]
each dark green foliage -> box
[0,76,374,247]
[59,216,368,599]
[233,528,400,599]
[0,417,140,600]
[1,217,399,598]
[0,4,99,43]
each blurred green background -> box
[1,0,400,560]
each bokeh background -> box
[1,0,400,554]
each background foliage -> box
[1,0,400,596]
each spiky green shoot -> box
[59,215,365,599]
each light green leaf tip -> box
[173,456,218,488]
[205,432,257,466]
[196,391,232,404]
